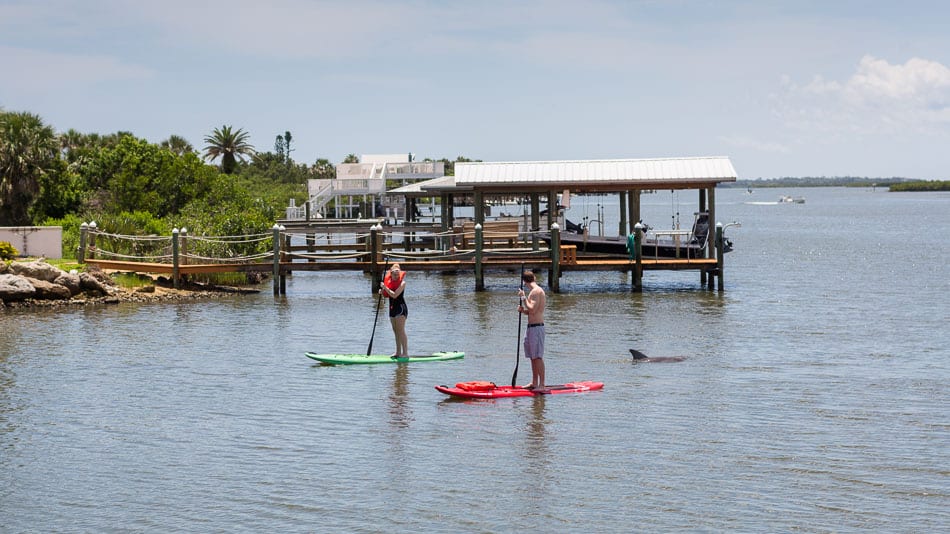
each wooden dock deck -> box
[79,223,726,293]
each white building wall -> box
[0,226,63,259]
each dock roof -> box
[452,156,736,193]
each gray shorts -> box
[523,324,545,360]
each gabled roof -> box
[453,157,737,192]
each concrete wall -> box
[0,226,63,259]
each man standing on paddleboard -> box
[518,270,546,390]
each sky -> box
[2,0,949,180]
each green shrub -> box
[40,214,83,259]
[0,241,19,260]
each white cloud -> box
[773,55,950,137]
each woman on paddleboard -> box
[380,263,409,359]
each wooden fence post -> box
[172,228,180,289]
[88,221,97,260]
[78,222,88,263]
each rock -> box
[135,285,156,293]
[84,266,117,287]
[0,273,36,302]
[79,272,114,295]
[54,272,82,296]
[7,260,64,283]
[24,277,73,300]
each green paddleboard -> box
[304,351,464,365]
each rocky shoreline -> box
[1,260,259,310]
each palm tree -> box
[0,111,58,225]
[203,125,255,174]
[161,134,195,155]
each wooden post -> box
[305,200,311,222]
[370,224,380,292]
[272,224,281,295]
[440,193,450,250]
[629,190,640,235]
[88,221,97,260]
[172,227,180,290]
[475,223,484,291]
[715,222,724,291]
[180,228,188,266]
[78,222,88,263]
[306,233,315,262]
[530,194,540,251]
[550,223,561,293]
[699,189,708,286]
[632,222,643,292]
[618,191,627,236]
[280,227,289,292]
[474,191,484,226]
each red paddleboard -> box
[435,381,604,399]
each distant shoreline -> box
[730,179,949,191]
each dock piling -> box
[272,224,281,295]
[550,223,560,293]
[715,222,724,291]
[633,222,643,292]
[475,223,484,291]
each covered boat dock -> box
[396,156,737,290]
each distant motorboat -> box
[779,195,805,204]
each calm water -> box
[2,187,948,532]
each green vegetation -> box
[0,109,325,259]
[1,107,481,265]
[0,241,19,260]
[889,180,950,192]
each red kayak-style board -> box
[435,381,604,399]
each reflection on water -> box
[523,396,549,475]
[389,364,411,429]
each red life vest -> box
[455,381,497,391]
[383,270,405,292]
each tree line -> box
[0,109,477,258]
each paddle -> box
[511,263,525,387]
[367,260,389,356]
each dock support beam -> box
[272,224,282,295]
[530,194,540,251]
[618,191,627,236]
[549,223,560,293]
[632,223,643,292]
[699,189,708,286]
[715,222,724,291]
[370,224,383,293]
[474,223,484,291]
